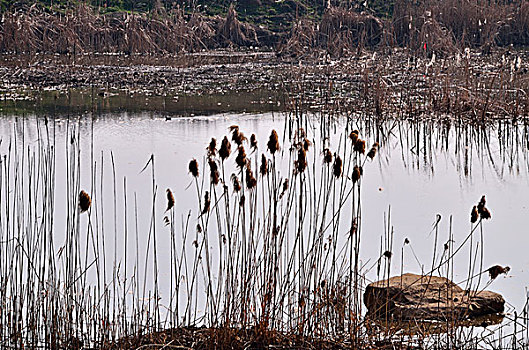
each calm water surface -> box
[1,112,528,320]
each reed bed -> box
[0,112,527,349]
[1,1,528,55]
[0,3,259,55]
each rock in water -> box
[364,273,504,321]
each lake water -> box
[0,111,528,343]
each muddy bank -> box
[1,49,528,118]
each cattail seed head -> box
[189,159,199,177]
[367,142,378,159]
[245,166,257,189]
[349,130,359,145]
[477,195,486,214]
[296,148,307,173]
[209,159,220,185]
[231,128,247,146]
[323,148,332,164]
[219,136,232,161]
[236,146,247,168]
[202,191,210,214]
[303,138,312,151]
[260,154,268,176]
[480,207,491,220]
[250,134,258,150]
[166,189,175,211]
[488,265,510,280]
[352,165,361,183]
[333,154,342,178]
[267,130,280,154]
[231,174,241,192]
[471,206,479,223]
[354,139,366,154]
[383,250,392,259]
[280,178,289,199]
[207,138,217,157]
[79,190,91,213]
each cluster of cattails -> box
[189,159,199,177]
[323,148,332,164]
[367,142,379,159]
[267,130,280,154]
[333,154,342,177]
[260,154,268,176]
[207,137,217,157]
[219,136,231,161]
[209,159,220,185]
[348,129,367,154]
[245,165,257,189]
[230,125,247,146]
[166,189,175,211]
[471,195,491,222]
[79,190,91,213]
[487,265,510,280]
[236,146,247,168]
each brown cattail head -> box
[471,206,479,223]
[202,191,211,214]
[231,174,241,192]
[303,138,312,151]
[480,207,492,220]
[260,154,268,176]
[236,146,247,168]
[232,128,247,146]
[207,138,217,157]
[79,190,91,213]
[189,159,199,177]
[295,148,307,174]
[367,142,378,159]
[245,166,257,189]
[323,148,332,164]
[219,136,232,161]
[354,139,366,154]
[488,265,510,280]
[333,154,342,178]
[477,195,486,214]
[352,165,361,183]
[166,189,175,211]
[209,159,220,185]
[349,130,359,145]
[250,134,258,150]
[267,130,280,154]
[280,178,289,199]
